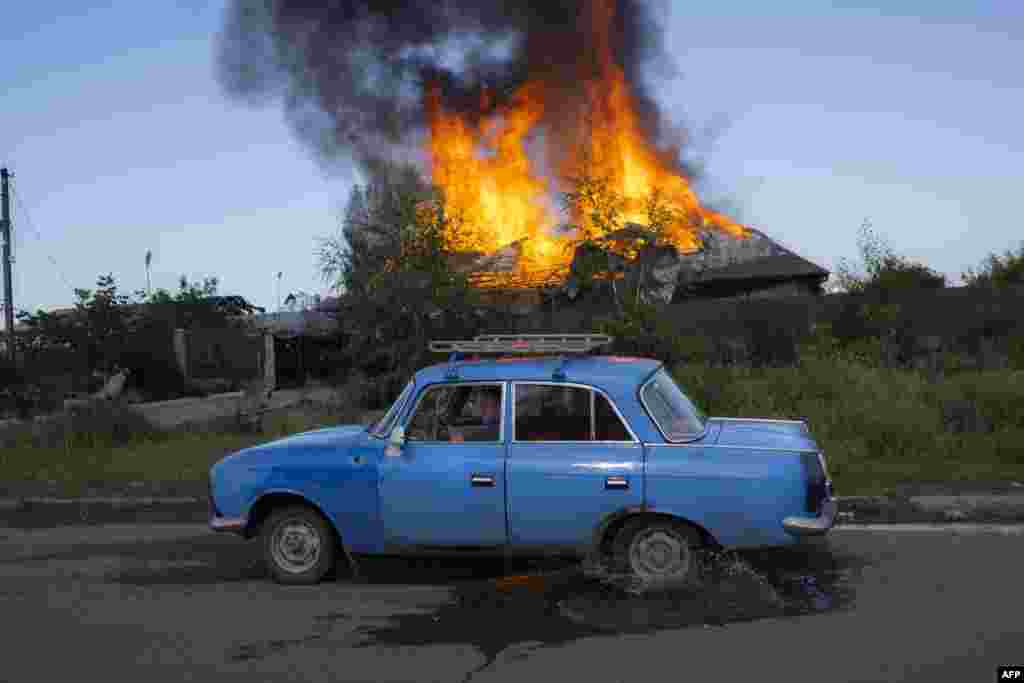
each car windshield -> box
[641,369,706,441]
[371,379,414,437]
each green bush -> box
[669,356,1024,495]
[938,371,1024,431]
[957,317,1022,355]
[1009,333,1024,371]
[743,317,800,368]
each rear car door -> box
[379,382,508,548]
[506,382,643,549]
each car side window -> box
[406,384,503,443]
[372,379,413,437]
[406,386,452,442]
[595,392,631,441]
[514,384,591,442]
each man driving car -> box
[449,387,502,442]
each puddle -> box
[99,536,864,682]
[351,543,866,682]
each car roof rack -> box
[429,334,614,380]
[429,334,612,355]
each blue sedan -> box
[209,334,836,588]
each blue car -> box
[209,334,836,587]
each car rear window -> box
[641,369,706,441]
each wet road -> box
[0,523,1021,682]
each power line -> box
[9,177,76,296]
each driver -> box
[477,389,501,439]
[449,388,501,442]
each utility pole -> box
[276,271,282,320]
[1,168,14,364]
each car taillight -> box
[801,452,827,515]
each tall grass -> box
[0,396,376,494]
[2,345,1022,495]
[671,353,1024,495]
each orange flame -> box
[424,0,749,281]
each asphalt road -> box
[0,523,1021,683]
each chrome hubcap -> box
[271,519,322,574]
[630,529,689,579]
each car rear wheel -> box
[261,505,336,585]
[611,517,703,591]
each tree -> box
[316,161,477,379]
[17,273,251,372]
[131,275,260,331]
[961,240,1024,290]
[317,184,370,298]
[16,274,138,375]
[319,162,441,297]
[832,219,946,296]
[318,161,472,303]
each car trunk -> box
[710,418,820,453]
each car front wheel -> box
[261,505,336,585]
[612,517,704,591]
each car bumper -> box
[783,498,838,536]
[209,515,247,534]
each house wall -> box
[738,279,820,300]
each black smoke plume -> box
[216,1,679,177]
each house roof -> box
[698,252,830,283]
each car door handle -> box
[470,474,495,487]
[605,476,629,490]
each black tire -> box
[261,505,337,585]
[610,516,704,591]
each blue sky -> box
[2,1,1022,324]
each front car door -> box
[378,381,508,549]
[506,382,643,552]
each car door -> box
[378,382,508,548]
[506,382,643,549]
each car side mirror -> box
[388,425,406,447]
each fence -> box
[174,327,274,391]
[273,335,350,389]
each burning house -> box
[219,0,826,303]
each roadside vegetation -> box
[2,169,1022,497]
[602,222,1024,494]
[0,392,382,496]
[672,358,1024,496]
